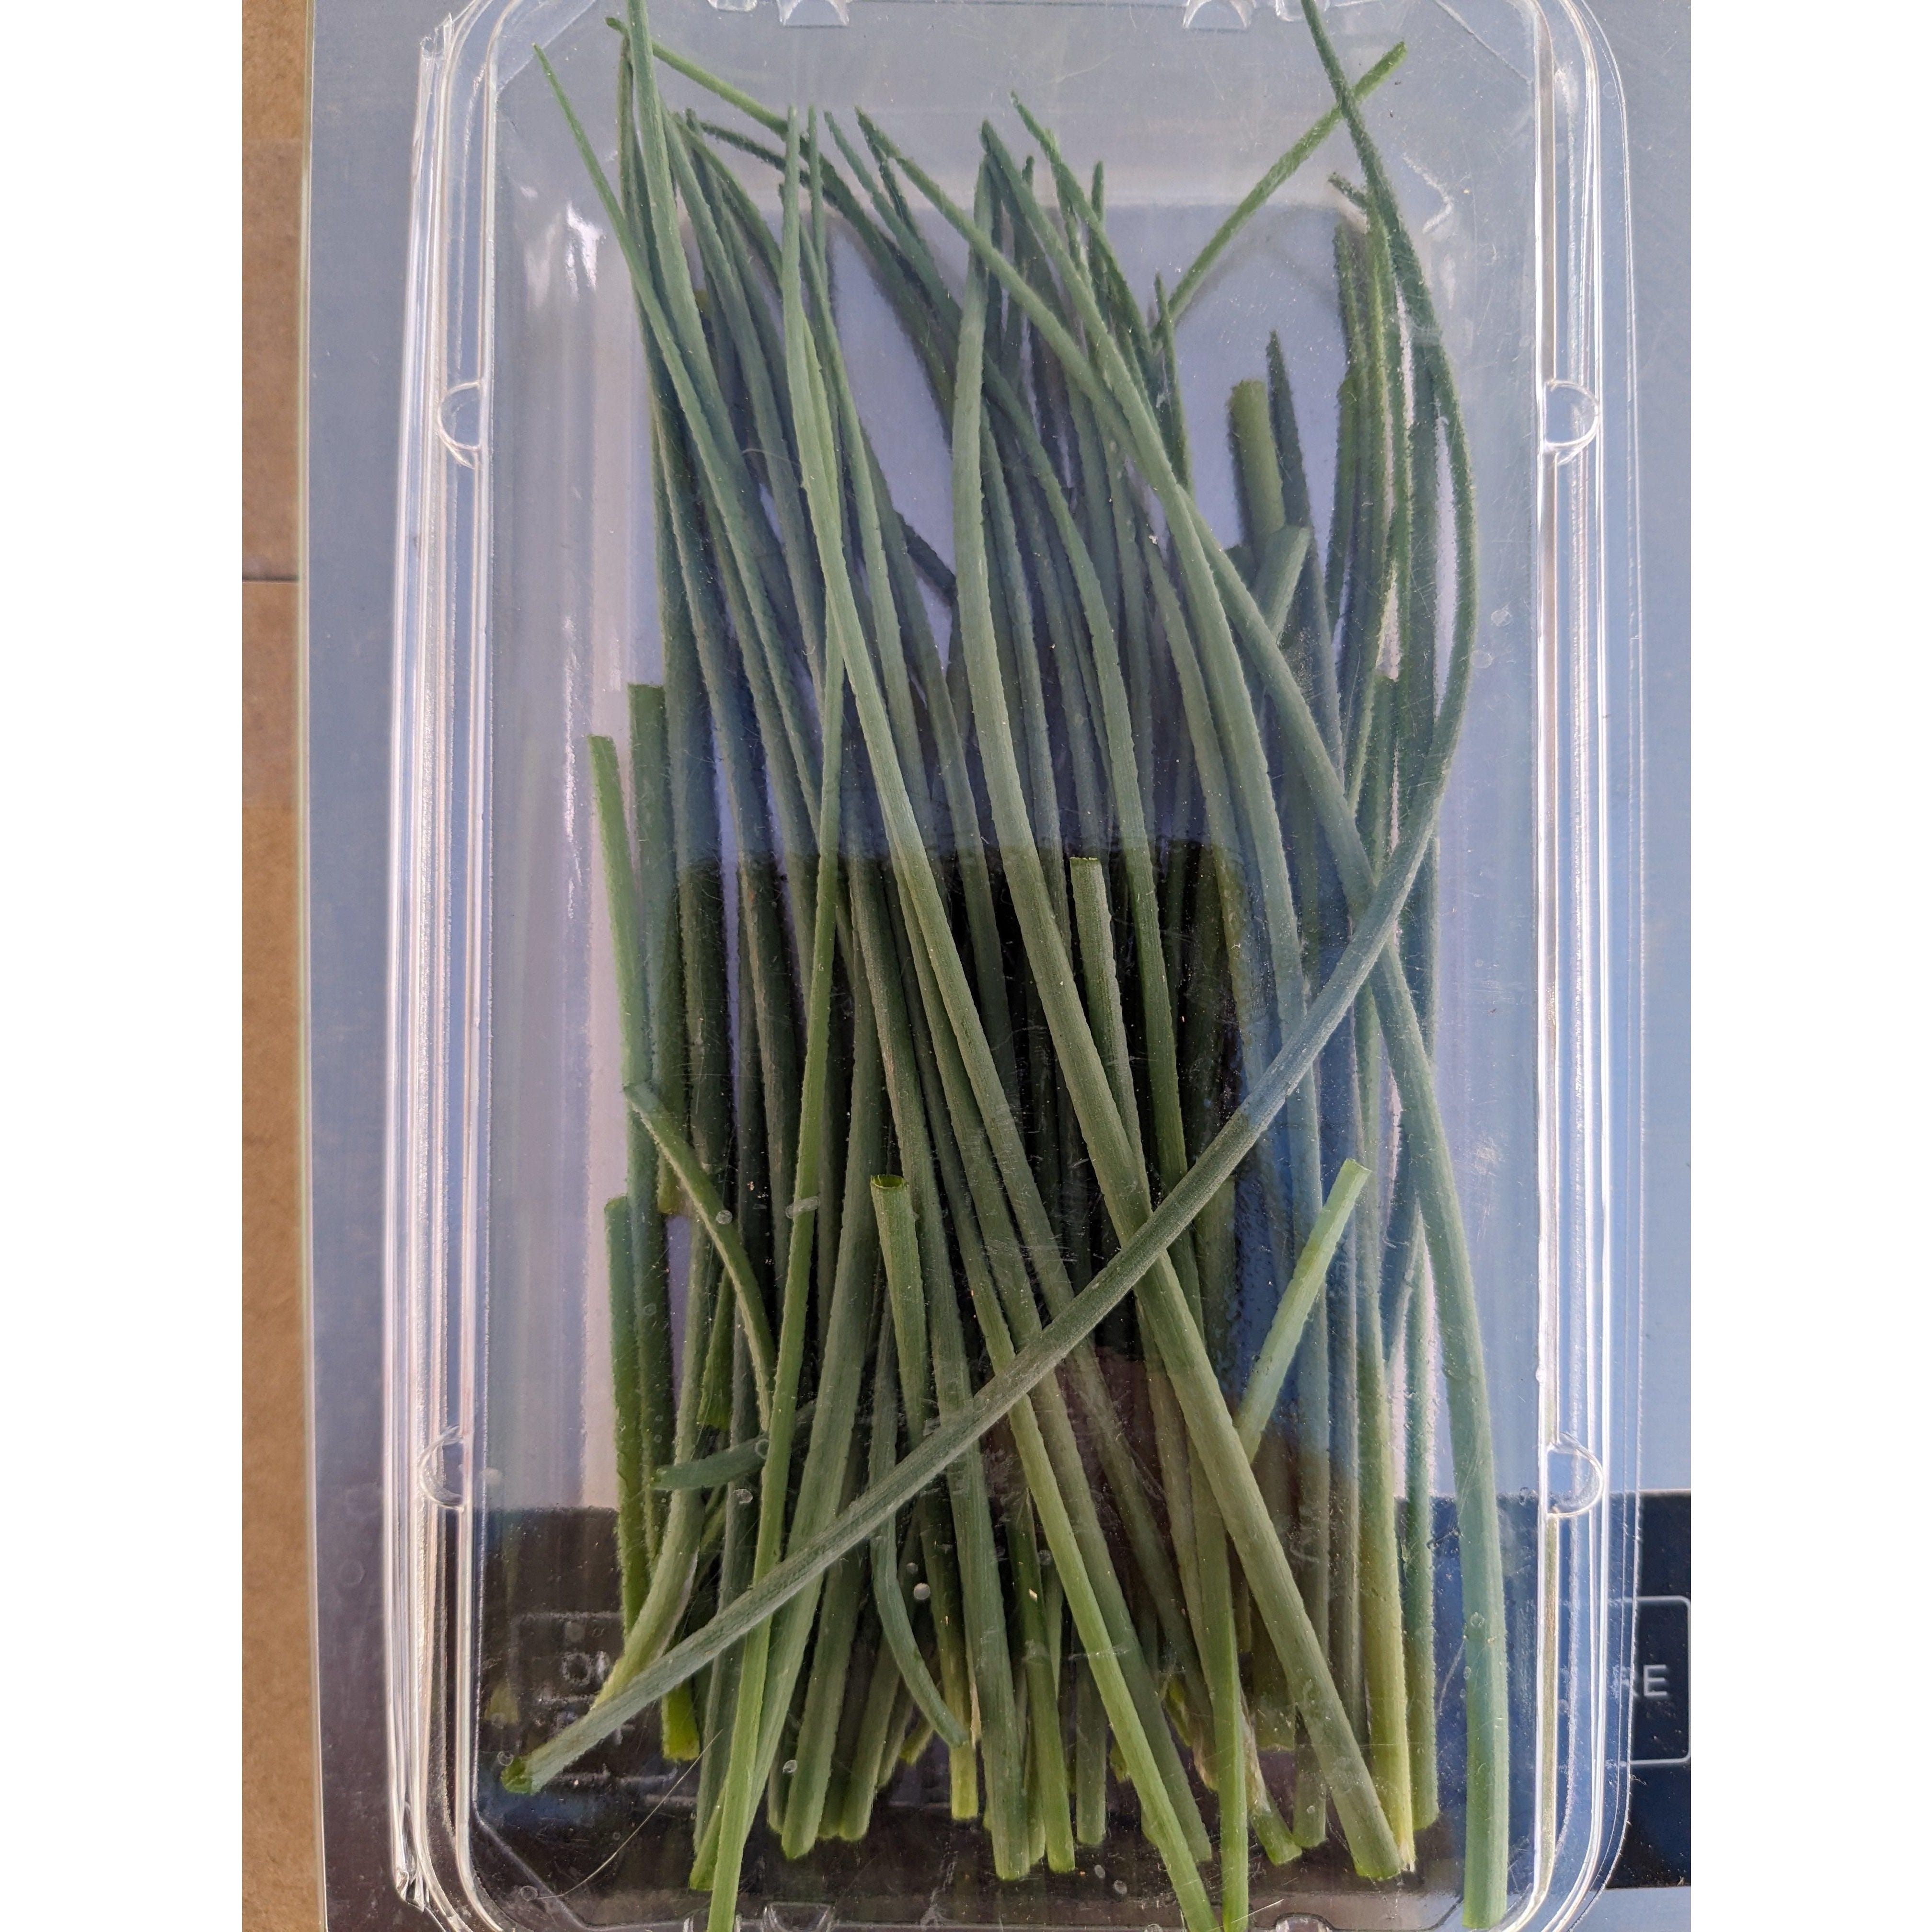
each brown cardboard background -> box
[244,0,319,1926]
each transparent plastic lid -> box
[385,3,1644,1929]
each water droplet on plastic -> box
[913,1581,931,1601]
[782,1758,798,1775]
[716,1208,734,1225]
[1113,1881,1128,1897]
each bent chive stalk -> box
[528,10,1513,1926]
[1239,1158,1372,1457]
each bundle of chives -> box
[520,2,1509,1925]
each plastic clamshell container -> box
[387,2,1644,1929]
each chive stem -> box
[1238,1159,1372,1457]
[861,1304,972,1754]
[1166,43,1408,322]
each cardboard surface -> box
[246,138,303,583]
[244,0,320,1926]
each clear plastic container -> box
[386,3,1644,1929]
